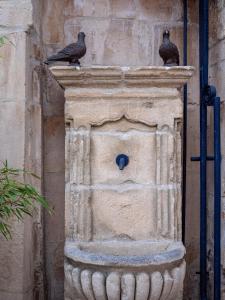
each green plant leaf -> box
[0,36,15,48]
[0,161,52,239]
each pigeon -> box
[44,32,86,66]
[159,30,179,66]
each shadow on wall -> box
[43,68,65,300]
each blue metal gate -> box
[183,0,222,299]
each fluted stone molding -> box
[50,66,194,300]
[65,261,186,300]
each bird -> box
[159,30,179,66]
[44,32,86,66]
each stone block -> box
[217,8,225,40]
[91,119,157,185]
[0,291,25,300]
[188,0,199,24]
[44,116,65,173]
[209,40,225,67]
[64,0,110,18]
[0,0,32,29]
[45,240,64,300]
[184,104,201,300]
[44,71,65,117]
[0,32,27,101]
[102,19,153,66]
[92,189,157,240]
[41,0,65,44]
[110,0,136,18]
[64,18,153,66]
[210,61,225,103]
[66,95,182,130]
[0,101,25,167]
[0,220,25,293]
[133,0,182,22]
[44,172,65,242]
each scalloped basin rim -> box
[65,240,185,267]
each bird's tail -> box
[44,53,66,64]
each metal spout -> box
[116,154,129,171]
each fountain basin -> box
[65,240,186,300]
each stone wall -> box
[0,0,208,299]
[0,0,44,299]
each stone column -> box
[50,66,194,300]
[0,1,43,300]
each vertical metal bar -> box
[182,0,188,244]
[199,0,208,299]
[199,85,208,300]
[214,96,221,300]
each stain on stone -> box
[53,242,64,281]
[143,101,153,108]
[46,116,64,137]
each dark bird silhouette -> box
[44,32,86,66]
[159,30,179,66]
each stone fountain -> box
[50,66,194,300]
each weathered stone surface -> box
[121,273,135,300]
[102,19,153,66]
[0,0,32,29]
[51,66,194,89]
[106,272,120,300]
[45,240,64,299]
[0,0,204,300]
[92,189,157,240]
[62,0,183,21]
[135,272,150,300]
[51,66,193,299]
[0,1,39,299]
[0,221,25,291]
[44,172,65,241]
[92,272,107,300]
[39,6,200,297]
[80,270,95,300]
[0,32,27,101]
[64,0,110,18]
[44,116,65,173]
[41,0,65,45]
[41,64,66,300]
[60,0,183,67]
[64,258,186,300]
[91,119,157,185]
[0,102,25,166]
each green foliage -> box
[0,161,51,239]
[0,35,15,48]
[0,36,5,47]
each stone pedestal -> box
[50,66,194,300]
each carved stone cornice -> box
[50,66,194,89]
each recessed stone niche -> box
[50,66,194,300]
